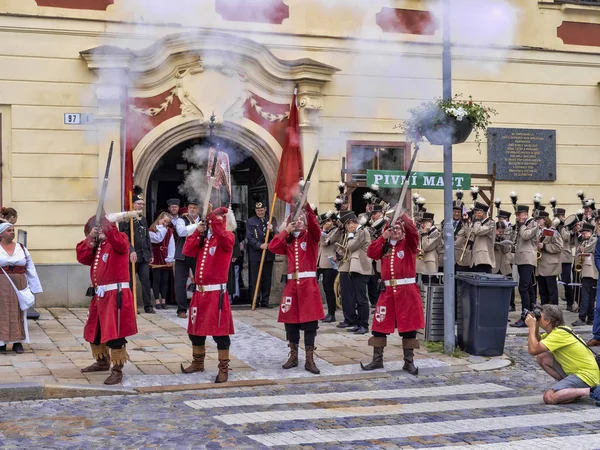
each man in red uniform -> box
[76,216,138,385]
[361,211,425,375]
[268,203,325,374]
[180,207,235,384]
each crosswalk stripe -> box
[415,435,600,450]
[215,395,541,425]
[184,383,512,410]
[247,410,600,447]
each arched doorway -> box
[146,136,268,226]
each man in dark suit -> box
[119,186,154,313]
[246,198,277,308]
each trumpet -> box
[575,253,585,273]
[417,234,424,260]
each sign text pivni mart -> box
[366,170,471,190]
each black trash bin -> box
[456,273,517,356]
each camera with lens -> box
[522,307,542,321]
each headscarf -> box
[0,222,13,234]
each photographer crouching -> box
[526,305,600,405]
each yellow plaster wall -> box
[0,1,599,264]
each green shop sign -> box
[366,170,471,190]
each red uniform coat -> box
[367,213,425,334]
[76,224,138,343]
[183,211,234,337]
[268,204,325,324]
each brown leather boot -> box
[215,349,230,384]
[82,344,110,372]
[81,356,110,373]
[402,337,420,376]
[104,364,123,385]
[304,346,320,374]
[282,343,299,369]
[180,345,206,374]
[360,336,387,371]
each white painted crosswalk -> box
[184,381,600,448]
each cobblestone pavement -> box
[0,334,599,449]
[0,307,482,387]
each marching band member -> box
[180,207,236,383]
[583,198,596,225]
[511,205,539,328]
[555,208,575,312]
[77,214,138,385]
[318,211,340,323]
[535,211,563,306]
[493,222,514,307]
[455,201,473,272]
[416,212,441,281]
[571,223,597,327]
[470,202,495,273]
[269,203,325,374]
[361,210,424,375]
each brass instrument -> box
[459,218,475,262]
[575,239,589,273]
[417,236,424,260]
[537,230,542,260]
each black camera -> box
[522,307,542,320]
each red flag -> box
[275,93,304,204]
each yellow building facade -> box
[0,0,599,305]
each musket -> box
[390,146,420,226]
[292,150,319,221]
[201,149,219,222]
[95,141,114,233]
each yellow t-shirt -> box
[541,327,600,387]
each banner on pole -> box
[366,170,471,190]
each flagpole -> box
[129,190,138,314]
[252,192,277,311]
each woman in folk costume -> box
[76,213,138,385]
[149,212,175,310]
[361,211,424,375]
[0,221,42,354]
[180,207,236,384]
[268,203,325,374]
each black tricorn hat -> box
[166,198,180,207]
[516,205,529,213]
[422,212,435,221]
[474,202,489,213]
[555,208,566,216]
[496,209,512,219]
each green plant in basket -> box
[400,95,497,153]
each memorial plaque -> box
[488,128,556,181]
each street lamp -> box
[441,0,455,354]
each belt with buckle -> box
[95,282,130,298]
[195,283,226,293]
[383,278,416,287]
[287,271,317,281]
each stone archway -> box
[133,116,286,220]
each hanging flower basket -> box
[399,95,497,153]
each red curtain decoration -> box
[275,93,304,204]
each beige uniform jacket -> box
[318,227,341,269]
[334,230,351,273]
[514,219,539,266]
[493,239,514,275]
[537,230,563,277]
[470,218,496,268]
[417,226,442,274]
[577,236,598,280]
[346,227,373,276]
[559,227,574,265]
[454,224,472,268]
